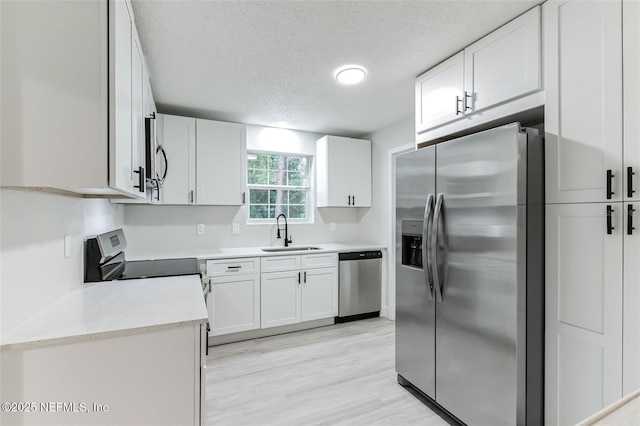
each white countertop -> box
[126,242,387,261]
[578,389,640,425]
[0,275,208,351]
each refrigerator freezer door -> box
[395,146,437,398]
[434,124,526,425]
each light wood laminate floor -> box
[206,318,450,425]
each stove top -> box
[118,258,200,280]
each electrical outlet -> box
[232,223,240,235]
[64,235,71,258]
[196,224,206,235]
[329,222,336,231]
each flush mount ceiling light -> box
[335,66,367,85]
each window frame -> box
[246,150,314,224]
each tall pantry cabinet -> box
[544,1,640,425]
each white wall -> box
[0,189,123,334]
[123,124,362,253]
[362,115,415,318]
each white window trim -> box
[246,151,315,225]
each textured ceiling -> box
[131,0,540,138]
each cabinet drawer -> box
[301,253,337,269]
[261,255,301,273]
[206,257,260,276]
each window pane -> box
[249,189,268,204]
[248,169,268,185]
[269,189,277,204]
[268,206,276,219]
[250,205,268,219]
[287,172,306,186]
[289,205,306,219]
[248,154,268,169]
[269,155,286,171]
[269,171,286,185]
[289,190,306,204]
[287,156,307,171]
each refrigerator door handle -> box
[431,193,445,303]
[422,194,435,299]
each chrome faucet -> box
[276,213,292,247]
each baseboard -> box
[209,317,335,346]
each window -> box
[247,152,311,221]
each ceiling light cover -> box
[335,66,366,85]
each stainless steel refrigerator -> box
[395,123,544,426]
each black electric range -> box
[84,229,200,283]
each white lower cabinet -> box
[301,268,338,322]
[206,257,261,337]
[261,270,302,328]
[545,203,623,425]
[261,254,338,329]
[209,273,260,336]
[0,325,205,426]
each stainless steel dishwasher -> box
[337,250,382,323]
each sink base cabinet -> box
[260,253,339,329]
[261,271,302,328]
[0,324,206,426]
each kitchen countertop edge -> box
[126,243,388,262]
[0,275,208,351]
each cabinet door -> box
[130,33,146,197]
[110,0,135,196]
[158,114,196,205]
[544,0,623,204]
[210,274,260,336]
[624,202,640,394]
[624,0,640,202]
[316,136,372,207]
[261,271,301,328]
[464,6,541,113]
[196,119,245,206]
[415,52,464,135]
[301,267,338,322]
[545,203,623,426]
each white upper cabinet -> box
[196,119,246,206]
[415,6,543,145]
[158,115,245,205]
[316,136,372,207]
[1,0,147,198]
[545,0,623,204]
[415,52,465,134]
[158,114,197,205]
[464,6,541,113]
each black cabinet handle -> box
[628,167,635,198]
[456,96,463,115]
[352,195,355,206]
[607,169,615,199]
[303,271,307,283]
[628,205,636,235]
[133,166,144,192]
[347,195,351,206]
[607,205,615,235]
